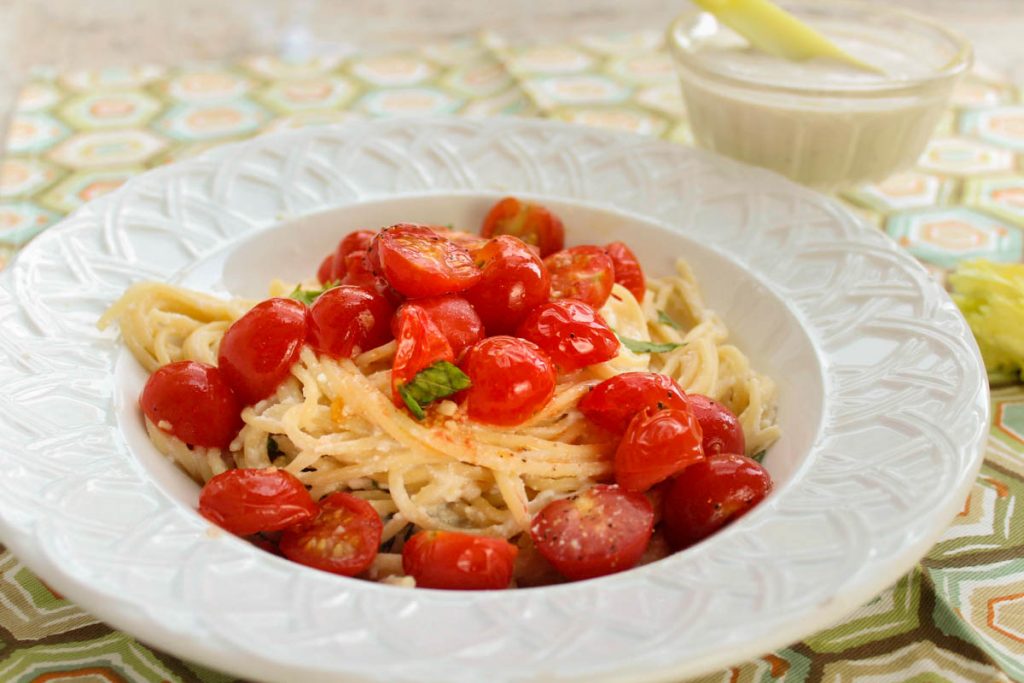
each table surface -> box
[0,3,1024,682]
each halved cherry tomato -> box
[339,249,403,306]
[605,241,645,302]
[279,491,383,577]
[462,235,550,334]
[544,246,616,309]
[309,285,394,358]
[140,360,242,450]
[434,227,489,254]
[516,299,619,372]
[402,530,518,590]
[687,394,745,456]
[616,407,704,492]
[662,454,772,550]
[460,336,556,426]
[530,484,654,581]
[578,372,689,434]
[392,305,455,407]
[392,294,483,359]
[481,197,565,258]
[198,467,318,536]
[218,298,309,406]
[316,254,335,285]
[368,224,481,298]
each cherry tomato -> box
[309,285,394,358]
[402,530,518,590]
[140,360,242,450]
[462,235,550,334]
[544,246,616,309]
[218,298,309,406]
[616,407,704,492]
[687,394,746,457]
[481,197,565,258]
[516,299,619,372]
[434,226,490,254]
[578,372,689,434]
[661,454,772,550]
[339,249,403,306]
[392,295,483,359]
[368,224,481,298]
[460,336,556,426]
[280,491,383,577]
[198,467,318,536]
[328,229,377,281]
[316,254,335,284]
[392,305,455,407]
[605,241,646,302]
[530,484,654,581]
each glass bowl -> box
[667,0,972,191]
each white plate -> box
[0,118,988,683]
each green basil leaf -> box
[751,450,767,464]
[617,334,686,354]
[398,360,471,420]
[289,281,340,305]
[657,310,680,329]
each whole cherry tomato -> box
[481,197,565,258]
[328,229,377,281]
[402,530,518,590]
[516,299,619,372]
[280,491,383,577]
[530,484,653,581]
[309,285,394,358]
[140,360,242,450]
[340,249,403,306]
[316,254,335,285]
[544,246,616,309]
[460,336,556,426]
[687,394,745,456]
[392,294,483,359]
[605,241,646,302]
[198,467,318,536]
[615,407,704,492]
[661,454,772,550]
[368,224,481,298]
[462,235,550,334]
[218,298,309,406]
[392,305,455,408]
[578,372,689,434]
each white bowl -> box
[0,118,987,683]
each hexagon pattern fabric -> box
[0,29,1022,683]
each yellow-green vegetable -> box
[691,0,884,74]
[950,259,1024,385]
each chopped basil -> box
[657,310,680,329]
[398,360,472,420]
[289,281,340,305]
[267,436,282,458]
[617,334,686,354]
[751,450,767,464]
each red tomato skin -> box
[198,467,319,536]
[391,305,455,406]
[309,285,394,359]
[280,492,383,577]
[481,197,565,258]
[328,230,376,281]
[460,336,557,426]
[662,454,772,550]
[605,241,646,302]
[369,224,481,298]
[544,246,616,309]
[391,295,484,359]
[402,531,518,590]
[687,394,746,456]
[530,484,654,581]
[317,254,336,284]
[616,407,705,492]
[218,298,310,406]
[140,360,242,450]
[578,372,690,434]
[516,299,619,372]
[462,235,551,335]
[339,250,403,306]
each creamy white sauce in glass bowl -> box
[668,0,971,191]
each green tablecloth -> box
[1,30,1022,683]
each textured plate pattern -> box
[0,119,988,683]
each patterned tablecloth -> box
[1,29,1023,683]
